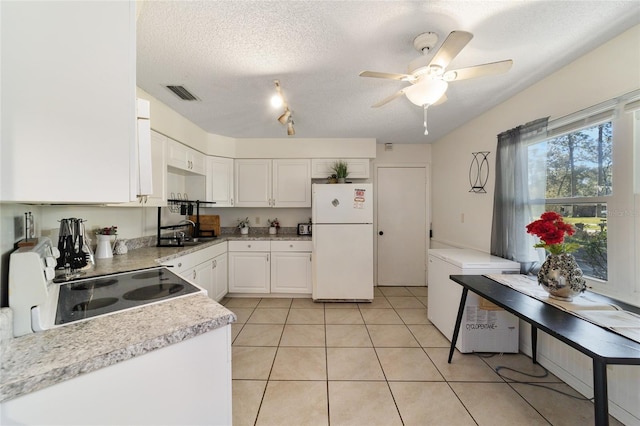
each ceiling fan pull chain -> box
[423,104,429,135]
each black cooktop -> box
[55,267,202,325]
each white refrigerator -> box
[312,183,373,301]
[428,248,521,353]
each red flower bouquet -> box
[526,212,579,255]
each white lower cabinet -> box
[228,241,271,293]
[212,253,228,301]
[1,327,232,425]
[270,241,312,294]
[166,243,228,302]
[228,240,312,295]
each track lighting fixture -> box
[272,79,296,136]
[271,80,285,108]
[287,117,295,136]
[278,108,291,124]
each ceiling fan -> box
[359,31,513,135]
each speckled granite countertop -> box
[1,234,309,403]
[74,234,311,280]
[0,294,235,403]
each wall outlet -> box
[460,213,464,223]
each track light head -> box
[278,109,291,125]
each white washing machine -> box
[428,248,521,353]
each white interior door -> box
[377,167,427,286]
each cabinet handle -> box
[193,270,197,280]
[248,244,251,248]
[289,244,293,248]
[267,254,269,262]
[310,254,312,262]
[177,262,182,268]
[231,198,234,206]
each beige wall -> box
[431,25,640,252]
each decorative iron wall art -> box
[469,151,490,193]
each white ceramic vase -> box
[95,234,114,259]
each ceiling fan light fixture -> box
[404,78,448,107]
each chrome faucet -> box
[178,219,196,228]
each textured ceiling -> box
[137,1,640,144]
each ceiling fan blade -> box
[433,93,447,106]
[359,71,415,82]
[443,60,513,81]
[371,90,405,108]
[428,31,473,70]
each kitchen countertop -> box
[0,293,235,403]
[1,233,309,403]
[71,234,311,280]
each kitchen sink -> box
[181,237,218,246]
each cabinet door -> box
[1,1,135,203]
[145,131,167,206]
[212,253,228,301]
[272,159,311,207]
[271,252,312,294]
[207,157,234,207]
[234,159,272,207]
[189,260,214,299]
[189,150,206,175]
[228,252,270,293]
[166,139,189,170]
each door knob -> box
[379,231,384,235]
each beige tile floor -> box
[223,286,622,426]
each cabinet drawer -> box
[271,240,313,252]
[228,240,271,251]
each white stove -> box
[9,237,204,337]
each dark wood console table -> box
[447,274,640,426]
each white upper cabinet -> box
[0,1,136,203]
[234,159,310,208]
[113,130,167,207]
[167,139,206,175]
[311,159,370,179]
[206,157,234,207]
[145,131,168,206]
[234,159,273,207]
[272,159,312,207]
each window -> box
[528,122,612,280]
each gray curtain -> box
[490,117,549,273]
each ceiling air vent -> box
[165,85,199,101]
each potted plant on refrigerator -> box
[330,160,349,183]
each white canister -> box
[95,234,114,259]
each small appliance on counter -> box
[297,223,312,235]
[8,237,204,337]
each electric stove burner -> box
[71,278,118,291]
[54,268,202,326]
[72,297,118,312]
[131,270,165,280]
[123,283,184,301]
